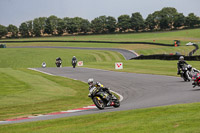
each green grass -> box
[0,29,200,132]
[2,28,200,56]
[1,28,200,45]
[0,68,92,120]
[0,48,124,68]
[0,48,124,120]
[85,60,200,77]
[1,102,200,133]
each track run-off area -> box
[1,66,200,125]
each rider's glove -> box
[88,93,91,97]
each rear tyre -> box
[93,96,105,110]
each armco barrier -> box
[131,54,200,61]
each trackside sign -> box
[115,62,123,69]
[78,61,83,66]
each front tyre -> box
[93,96,105,110]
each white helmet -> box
[179,56,184,61]
[88,78,94,85]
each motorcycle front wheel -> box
[93,96,105,110]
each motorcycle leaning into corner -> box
[179,64,191,81]
[88,86,120,110]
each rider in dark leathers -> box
[72,56,77,61]
[71,56,77,68]
[177,56,188,75]
[87,78,113,106]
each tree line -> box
[0,7,200,38]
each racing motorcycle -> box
[180,65,191,81]
[55,60,62,67]
[192,73,200,88]
[89,86,120,110]
[72,60,77,68]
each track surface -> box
[2,67,200,125]
[9,46,138,60]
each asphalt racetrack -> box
[2,67,200,125]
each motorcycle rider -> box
[87,78,114,106]
[72,56,77,68]
[55,57,62,67]
[72,56,77,62]
[188,65,200,74]
[177,56,188,75]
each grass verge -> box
[1,102,200,133]
[0,68,92,120]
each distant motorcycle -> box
[72,60,77,68]
[55,57,62,67]
[180,65,191,81]
[89,86,120,110]
[192,73,200,88]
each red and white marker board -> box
[78,61,83,66]
[115,62,123,69]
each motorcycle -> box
[192,73,200,88]
[180,65,191,81]
[72,60,77,68]
[89,86,120,110]
[55,60,62,67]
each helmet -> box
[73,56,76,58]
[179,56,184,61]
[188,65,192,70]
[88,78,94,85]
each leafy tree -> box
[63,17,70,34]
[7,24,18,37]
[173,13,185,29]
[80,19,91,33]
[57,19,66,35]
[91,16,107,33]
[117,15,131,32]
[160,7,178,29]
[27,20,33,36]
[145,14,157,30]
[106,16,116,33]
[185,13,200,27]
[0,24,8,38]
[33,18,41,36]
[19,22,29,37]
[67,17,83,34]
[38,17,46,35]
[130,12,145,31]
[44,15,59,35]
